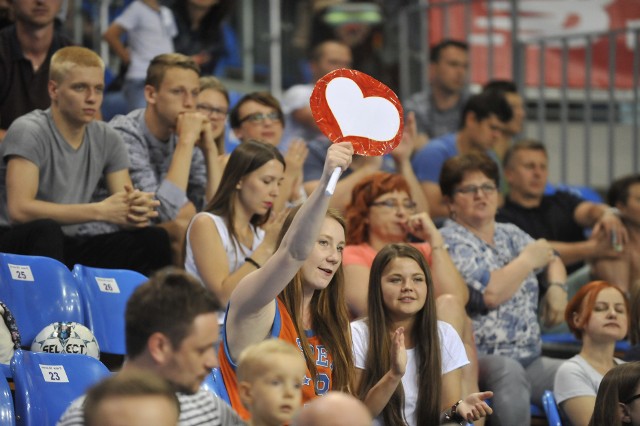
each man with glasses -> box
[79,53,220,266]
[411,90,513,219]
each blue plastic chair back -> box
[0,366,10,380]
[72,265,147,355]
[530,403,545,418]
[0,253,85,345]
[200,368,231,405]
[11,349,110,426]
[541,332,630,353]
[0,375,15,426]
[542,390,563,426]
[555,184,604,204]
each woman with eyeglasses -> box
[554,281,629,426]
[589,362,640,426]
[196,76,229,155]
[229,91,308,212]
[344,172,466,319]
[342,118,448,319]
[439,151,568,425]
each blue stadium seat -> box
[72,265,147,355]
[531,403,545,418]
[544,183,603,204]
[214,22,242,77]
[542,390,563,426]
[541,332,630,353]
[555,184,604,204]
[0,253,85,346]
[0,375,15,426]
[0,366,9,380]
[11,349,110,426]
[200,367,231,405]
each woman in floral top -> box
[439,151,568,426]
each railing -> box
[515,27,640,186]
[73,0,639,188]
[397,0,640,188]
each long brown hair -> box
[589,362,640,426]
[358,243,441,425]
[204,140,285,255]
[276,207,353,393]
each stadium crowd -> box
[0,1,638,425]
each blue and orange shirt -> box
[218,298,334,420]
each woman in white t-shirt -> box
[351,243,492,425]
[184,140,286,308]
[554,281,629,426]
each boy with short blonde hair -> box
[0,46,171,274]
[237,339,306,426]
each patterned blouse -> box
[441,219,542,363]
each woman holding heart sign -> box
[218,142,354,420]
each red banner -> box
[428,0,640,89]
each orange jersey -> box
[219,298,334,420]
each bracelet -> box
[441,400,465,425]
[244,257,261,269]
[548,281,568,292]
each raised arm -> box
[391,112,430,214]
[354,327,406,417]
[304,155,382,213]
[421,181,450,219]
[275,139,308,212]
[407,213,468,304]
[195,118,222,204]
[225,142,353,359]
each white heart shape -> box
[325,77,400,141]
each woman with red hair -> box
[344,172,467,318]
[343,171,481,407]
[554,281,629,426]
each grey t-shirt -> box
[554,354,624,404]
[0,109,129,236]
[403,90,468,139]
